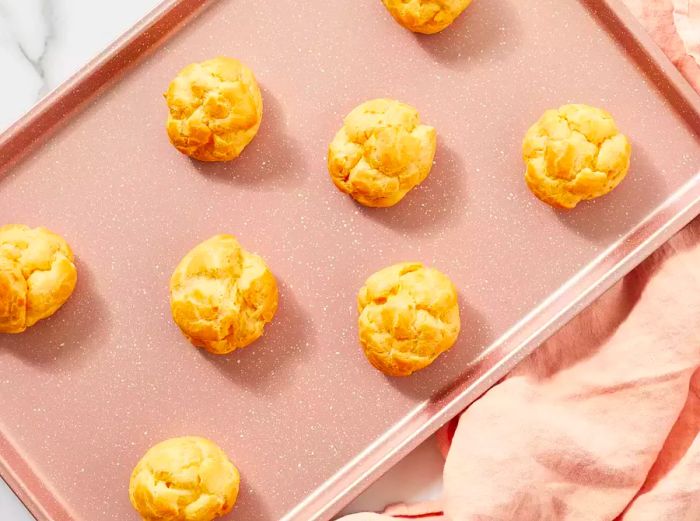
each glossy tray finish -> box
[1,0,699,520]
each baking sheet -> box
[1,0,699,520]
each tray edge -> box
[0,0,208,176]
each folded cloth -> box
[623,0,700,90]
[620,369,700,520]
[442,220,700,520]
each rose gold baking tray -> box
[1,0,699,519]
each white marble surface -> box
[0,0,442,519]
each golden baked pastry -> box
[170,234,278,354]
[328,98,437,207]
[381,0,473,34]
[165,57,263,162]
[522,104,632,209]
[357,262,460,376]
[0,225,77,334]
[129,436,240,521]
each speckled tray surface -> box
[1,0,699,520]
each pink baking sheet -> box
[1,0,700,520]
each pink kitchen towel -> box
[338,2,700,519]
[626,0,700,91]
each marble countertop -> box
[0,0,441,519]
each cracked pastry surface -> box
[522,104,631,209]
[357,262,460,376]
[0,224,77,334]
[381,0,473,34]
[129,436,240,521]
[328,98,437,207]
[165,57,263,162]
[170,234,278,354]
